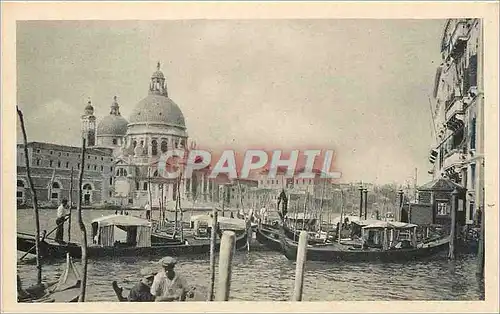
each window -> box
[161,140,168,153]
[437,201,449,216]
[77,163,80,169]
[152,140,158,156]
[471,164,476,189]
[36,159,40,166]
[469,201,475,221]
[470,117,477,150]
[112,139,117,145]
[88,155,90,159]
[57,161,61,168]
[95,156,97,160]
[52,182,60,189]
[101,157,104,161]
[17,180,25,187]
[58,152,61,156]
[67,153,70,157]
[109,177,113,185]
[17,191,23,198]
[51,193,58,199]
[50,150,53,155]
[93,165,97,170]
[116,170,120,176]
[100,165,103,171]
[66,162,69,168]
[87,164,90,170]
[143,182,148,191]
[49,160,53,167]
[136,182,140,190]
[36,149,41,153]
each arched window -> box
[180,138,186,148]
[17,180,25,187]
[83,183,92,190]
[116,169,120,176]
[112,138,117,145]
[152,140,158,156]
[133,140,137,148]
[119,169,124,176]
[52,182,60,189]
[136,182,140,190]
[143,182,148,191]
[161,140,168,153]
[123,169,128,177]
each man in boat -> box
[145,202,151,221]
[151,256,188,302]
[128,267,157,302]
[55,199,69,243]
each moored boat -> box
[255,223,282,252]
[17,214,248,260]
[280,220,450,262]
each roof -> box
[19,142,113,156]
[418,177,465,191]
[128,94,186,128]
[97,114,128,136]
[91,214,152,227]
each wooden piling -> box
[363,189,368,220]
[476,205,485,276]
[17,107,42,285]
[215,231,236,301]
[208,209,219,301]
[68,167,74,242]
[448,189,458,260]
[292,231,308,301]
[359,185,364,219]
[77,138,89,302]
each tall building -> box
[428,19,484,225]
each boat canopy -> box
[91,214,152,248]
[362,221,418,230]
[91,214,152,227]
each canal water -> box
[16,209,484,301]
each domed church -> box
[81,62,216,209]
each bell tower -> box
[81,98,96,147]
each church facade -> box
[18,63,223,209]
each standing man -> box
[145,202,151,221]
[55,199,69,243]
[259,206,267,225]
[150,256,189,302]
[128,267,157,302]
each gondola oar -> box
[19,216,69,260]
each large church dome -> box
[128,62,186,129]
[97,96,129,136]
[129,94,186,128]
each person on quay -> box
[128,267,157,302]
[145,202,151,221]
[150,256,189,302]
[55,199,69,243]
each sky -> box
[16,19,446,185]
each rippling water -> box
[17,209,484,301]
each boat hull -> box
[17,231,248,260]
[255,225,282,252]
[280,232,450,263]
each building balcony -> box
[445,98,465,132]
[442,149,467,171]
[449,21,469,59]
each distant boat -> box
[17,214,248,260]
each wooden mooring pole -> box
[68,167,74,242]
[358,185,364,219]
[17,106,42,285]
[207,209,218,301]
[292,230,308,301]
[77,138,89,302]
[448,189,458,260]
[215,231,236,301]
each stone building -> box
[16,142,114,207]
[427,18,484,225]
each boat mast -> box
[338,189,344,244]
[318,178,326,233]
[302,190,309,230]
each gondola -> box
[255,223,282,252]
[280,221,451,263]
[17,214,248,260]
